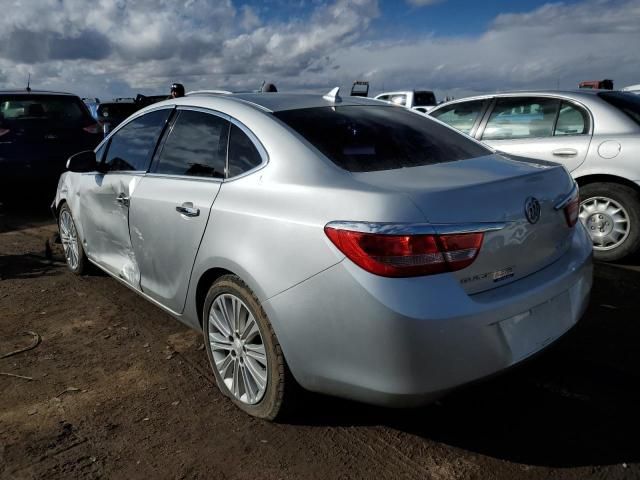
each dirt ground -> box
[1,203,639,480]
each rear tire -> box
[203,275,291,420]
[579,182,640,262]
[58,203,88,274]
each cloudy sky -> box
[0,0,638,100]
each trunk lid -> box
[351,154,576,294]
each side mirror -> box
[66,150,98,173]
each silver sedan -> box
[53,91,592,419]
[429,90,640,262]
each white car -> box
[374,90,437,114]
[622,84,640,95]
[429,90,640,261]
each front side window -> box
[227,124,263,177]
[482,98,560,140]
[103,109,171,172]
[554,102,589,136]
[430,100,485,134]
[153,110,228,178]
[274,106,489,172]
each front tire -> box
[58,203,87,274]
[203,275,289,420]
[579,182,640,262]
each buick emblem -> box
[524,197,541,224]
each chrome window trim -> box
[95,106,176,174]
[149,105,270,182]
[224,117,270,182]
[325,221,507,235]
[144,172,224,184]
[94,104,176,152]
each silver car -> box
[53,91,592,419]
[429,90,640,261]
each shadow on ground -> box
[286,262,640,469]
[0,199,55,234]
[0,253,64,280]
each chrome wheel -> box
[579,196,630,251]
[208,293,268,405]
[59,209,80,270]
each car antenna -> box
[26,73,31,93]
[323,87,341,103]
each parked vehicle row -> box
[53,90,592,419]
[429,90,640,261]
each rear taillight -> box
[564,196,579,227]
[0,128,9,137]
[83,123,100,134]
[325,225,484,277]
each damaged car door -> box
[127,108,229,313]
[79,108,172,285]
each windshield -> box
[598,92,640,126]
[274,105,489,172]
[0,94,90,127]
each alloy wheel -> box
[59,210,80,270]
[579,196,630,251]
[208,293,268,405]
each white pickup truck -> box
[374,90,437,113]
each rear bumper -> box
[263,224,593,407]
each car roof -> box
[435,89,608,105]
[0,90,76,96]
[183,91,390,112]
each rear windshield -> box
[599,92,640,126]
[97,102,139,119]
[413,91,436,106]
[273,106,489,172]
[0,94,90,126]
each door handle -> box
[176,202,200,217]
[116,194,130,207]
[552,148,578,157]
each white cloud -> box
[405,0,445,6]
[0,0,638,100]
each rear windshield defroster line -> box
[273,106,490,172]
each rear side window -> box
[413,91,436,107]
[554,102,589,136]
[0,94,90,126]
[227,124,262,177]
[153,110,229,178]
[390,94,407,106]
[103,109,170,172]
[598,91,640,126]
[273,106,489,172]
[430,100,485,134]
[482,98,560,140]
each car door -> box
[478,96,592,172]
[79,108,172,284]
[127,108,231,313]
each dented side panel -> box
[77,172,143,288]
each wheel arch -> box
[575,174,640,194]
[195,267,235,329]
